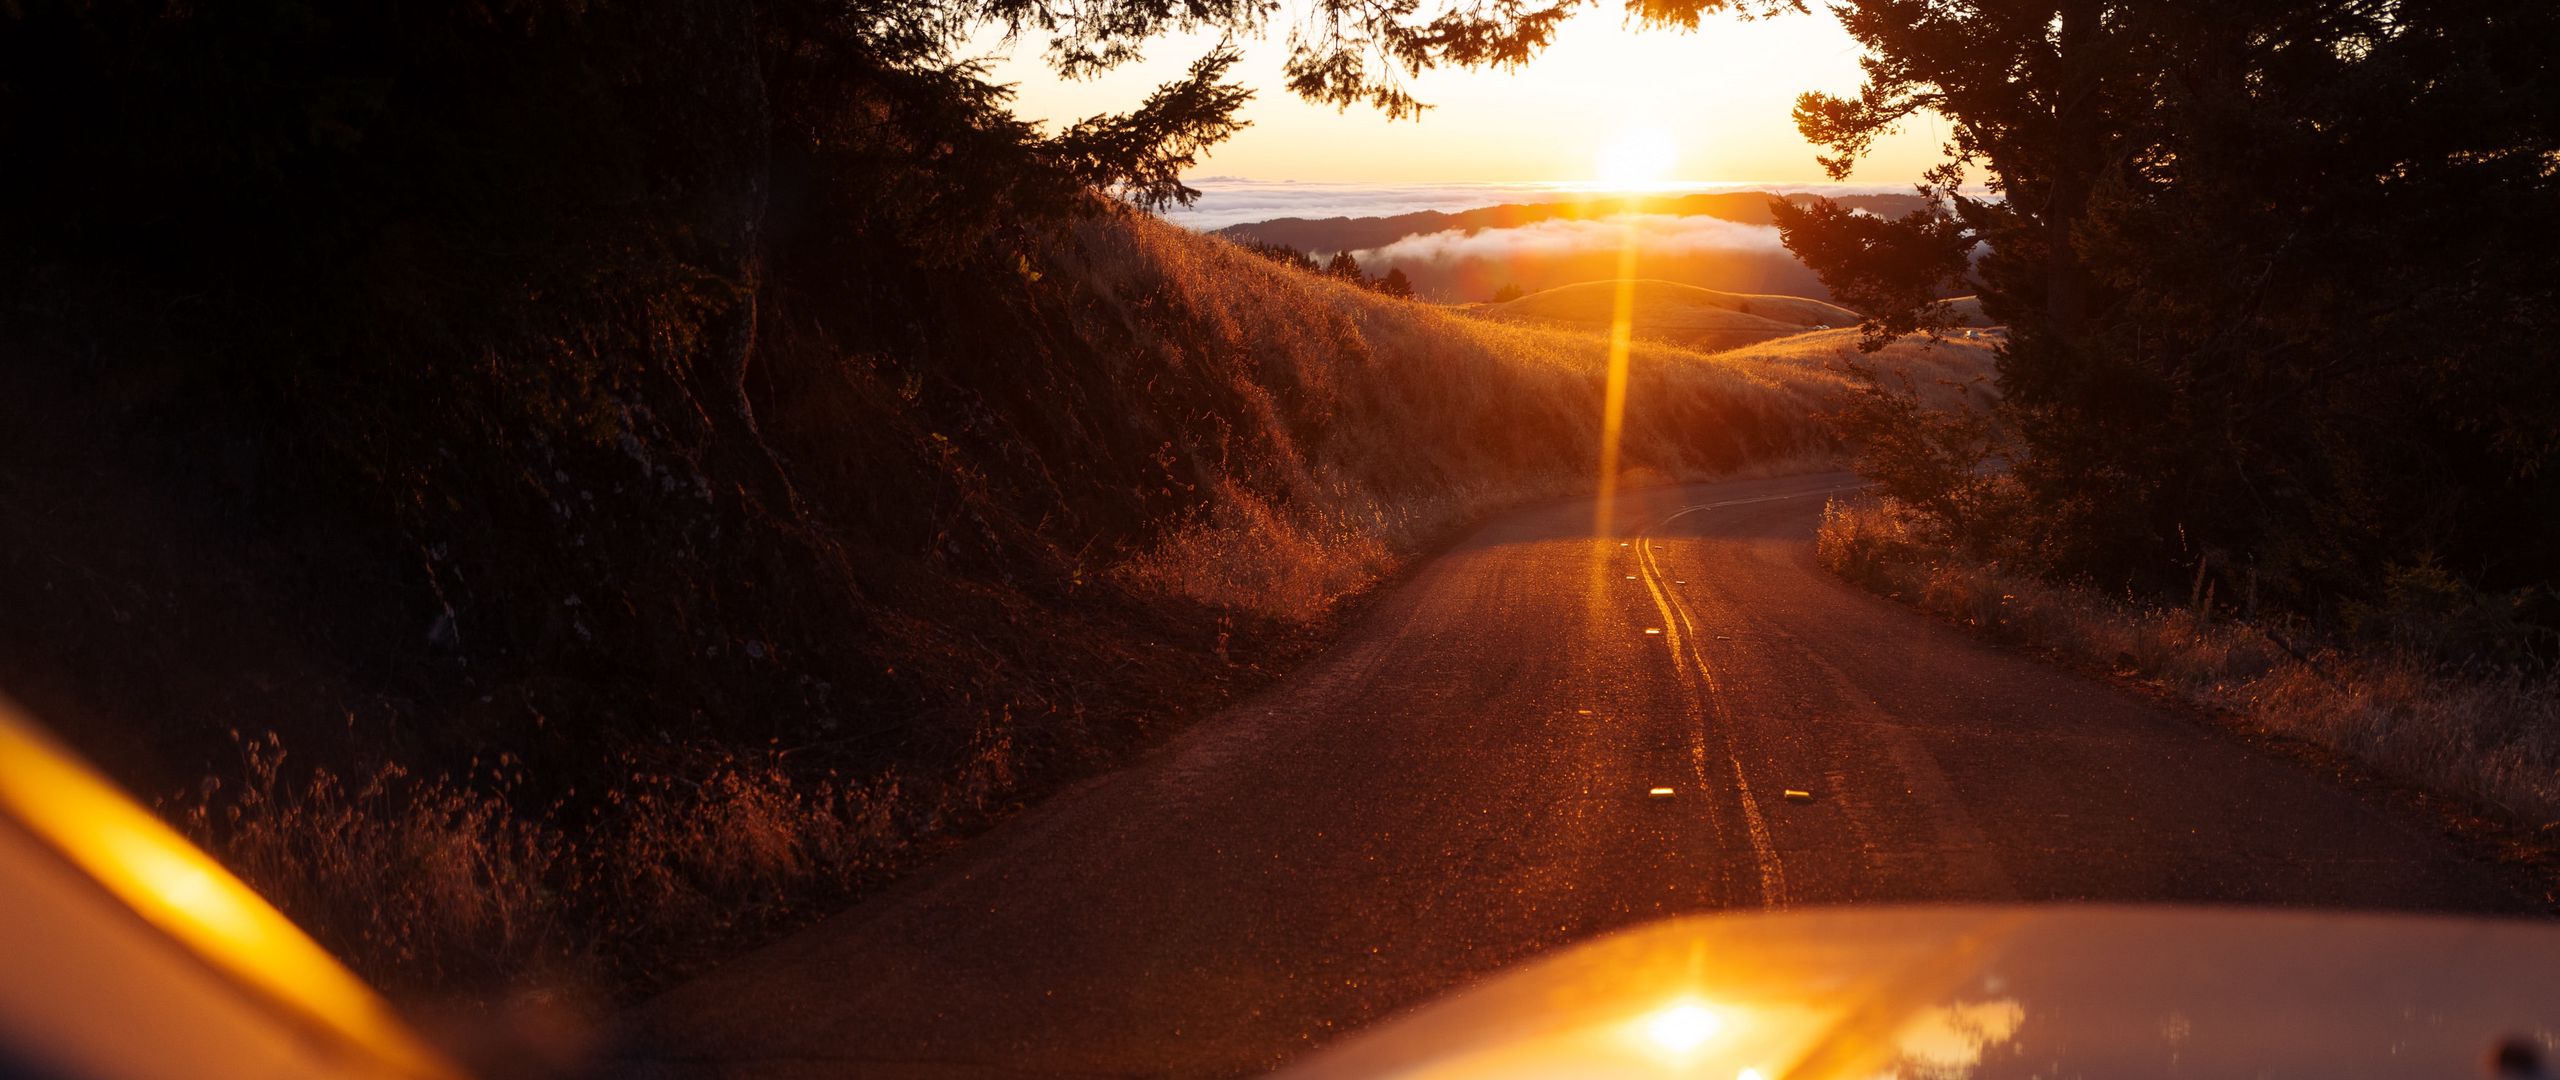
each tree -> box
[1244,240,1321,273]
[1325,250,1365,283]
[1376,267,1415,299]
[0,0,1648,261]
[1492,283,1526,303]
[1734,0,2560,630]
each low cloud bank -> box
[1351,214,1788,265]
[1326,215,1824,303]
[1162,180,1581,229]
[1161,178,1919,230]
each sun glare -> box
[1594,125,1680,189]
[1641,1000,1725,1056]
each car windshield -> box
[3,3,2556,1078]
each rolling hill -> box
[1464,279,1864,352]
[2,203,1988,996]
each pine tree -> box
[1739,0,2560,626]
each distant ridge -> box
[1216,190,1934,254]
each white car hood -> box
[1277,905,2560,1079]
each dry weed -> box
[1820,496,2560,826]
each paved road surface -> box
[627,473,2535,1078]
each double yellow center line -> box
[1623,484,1862,909]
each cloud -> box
[1351,214,1788,266]
[1155,178,1922,230]
[1158,180,1585,229]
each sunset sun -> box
[1594,124,1680,188]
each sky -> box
[978,3,1947,194]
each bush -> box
[1820,496,2560,829]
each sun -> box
[1594,125,1680,189]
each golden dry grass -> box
[170,214,2000,1002]
[1456,278,1862,352]
[1819,496,2560,828]
[1483,278,1861,327]
[1708,325,2001,412]
[1083,219,1906,622]
[1938,295,1993,326]
[171,728,1004,995]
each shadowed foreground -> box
[627,473,2534,1078]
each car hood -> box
[1275,905,2560,1079]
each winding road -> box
[628,473,2537,1079]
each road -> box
[626,473,2536,1078]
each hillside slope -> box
[1710,326,2001,410]
[0,204,1898,996]
[1465,279,1864,351]
[1940,295,1994,326]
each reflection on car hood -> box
[1276,905,2560,1079]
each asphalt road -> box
[627,473,2536,1079]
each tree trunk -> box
[2046,0,2104,336]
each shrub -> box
[1820,496,2560,829]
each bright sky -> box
[980,4,1947,187]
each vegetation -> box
[1244,238,1421,299]
[133,219,1866,995]
[0,0,1726,1000]
[1753,0,2560,649]
[1820,497,2560,831]
[1244,238,1326,274]
[0,3,1863,990]
[1473,279,1865,351]
[10,0,2549,1011]
[1780,2,2560,842]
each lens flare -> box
[1644,1000,1724,1055]
[0,701,463,1079]
[1588,209,1642,543]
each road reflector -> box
[1643,628,1662,635]
[1647,786,1675,799]
[1625,574,1638,580]
[1715,635,1732,641]
[1782,789,1815,803]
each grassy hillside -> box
[0,204,1912,999]
[0,0,1993,1003]
[1086,223,1866,619]
[1939,295,1993,327]
[1464,279,1864,351]
[1708,325,2001,409]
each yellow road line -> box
[1634,520,1790,908]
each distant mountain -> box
[1214,191,1934,255]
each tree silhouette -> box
[1244,240,1321,273]
[1492,283,1526,303]
[1376,268,1415,299]
[1325,251,1365,283]
[1742,0,2560,628]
